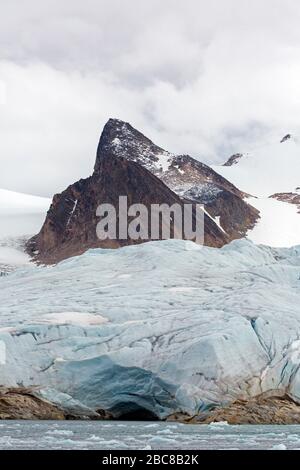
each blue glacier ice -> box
[1,239,300,418]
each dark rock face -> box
[223,153,244,167]
[96,120,243,196]
[280,134,292,143]
[28,119,258,264]
[28,155,227,264]
[270,192,300,213]
[94,118,167,173]
[95,119,259,240]
[161,154,243,197]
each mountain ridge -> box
[95,119,259,242]
[27,119,258,263]
[28,155,228,264]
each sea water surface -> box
[0,421,300,450]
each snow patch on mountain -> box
[177,184,223,204]
[155,154,172,172]
[100,118,175,174]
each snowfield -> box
[217,136,300,197]
[246,197,300,247]
[215,136,300,247]
[0,188,50,216]
[0,189,50,270]
[1,239,300,418]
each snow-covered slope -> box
[246,197,300,247]
[0,189,50,270]
[215,136,300,247]
[1,240,300,418]
[0,189,50,216]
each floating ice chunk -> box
[46,430,74,436]
[89,435,103,441]
[209,421,229,427]
[157,428,175,434]
[271,444,287,450]
[149,436,177,446]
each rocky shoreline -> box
[0,387,66,420]
[2,388,300,425]
[201,395,300,425]
[169,391,300,425]
[0,387,115,420]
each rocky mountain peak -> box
[223,153,244,167]
[27,120,259,263]
[94,118,169,173]
[95,119,245,195]
[93,119,258,244]
[280,134,292,143]
[28,154,229,264]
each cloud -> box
[1,0,300,196]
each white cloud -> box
[0,79,6,105]
[1,0,300,196]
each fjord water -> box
[0,421,300,450]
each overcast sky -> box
[1,0,300,197]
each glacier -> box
[0,239,300,418]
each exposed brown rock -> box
[95,119,259,241]
[188,391,300,425]
[95,409,114,420]
[0,387,65,420]
[27,119,259,264]
[270,192,300,213]
[96,120,242,196]
[3,387,300,424]
[203,190,259,240]
[28,156,228,264]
